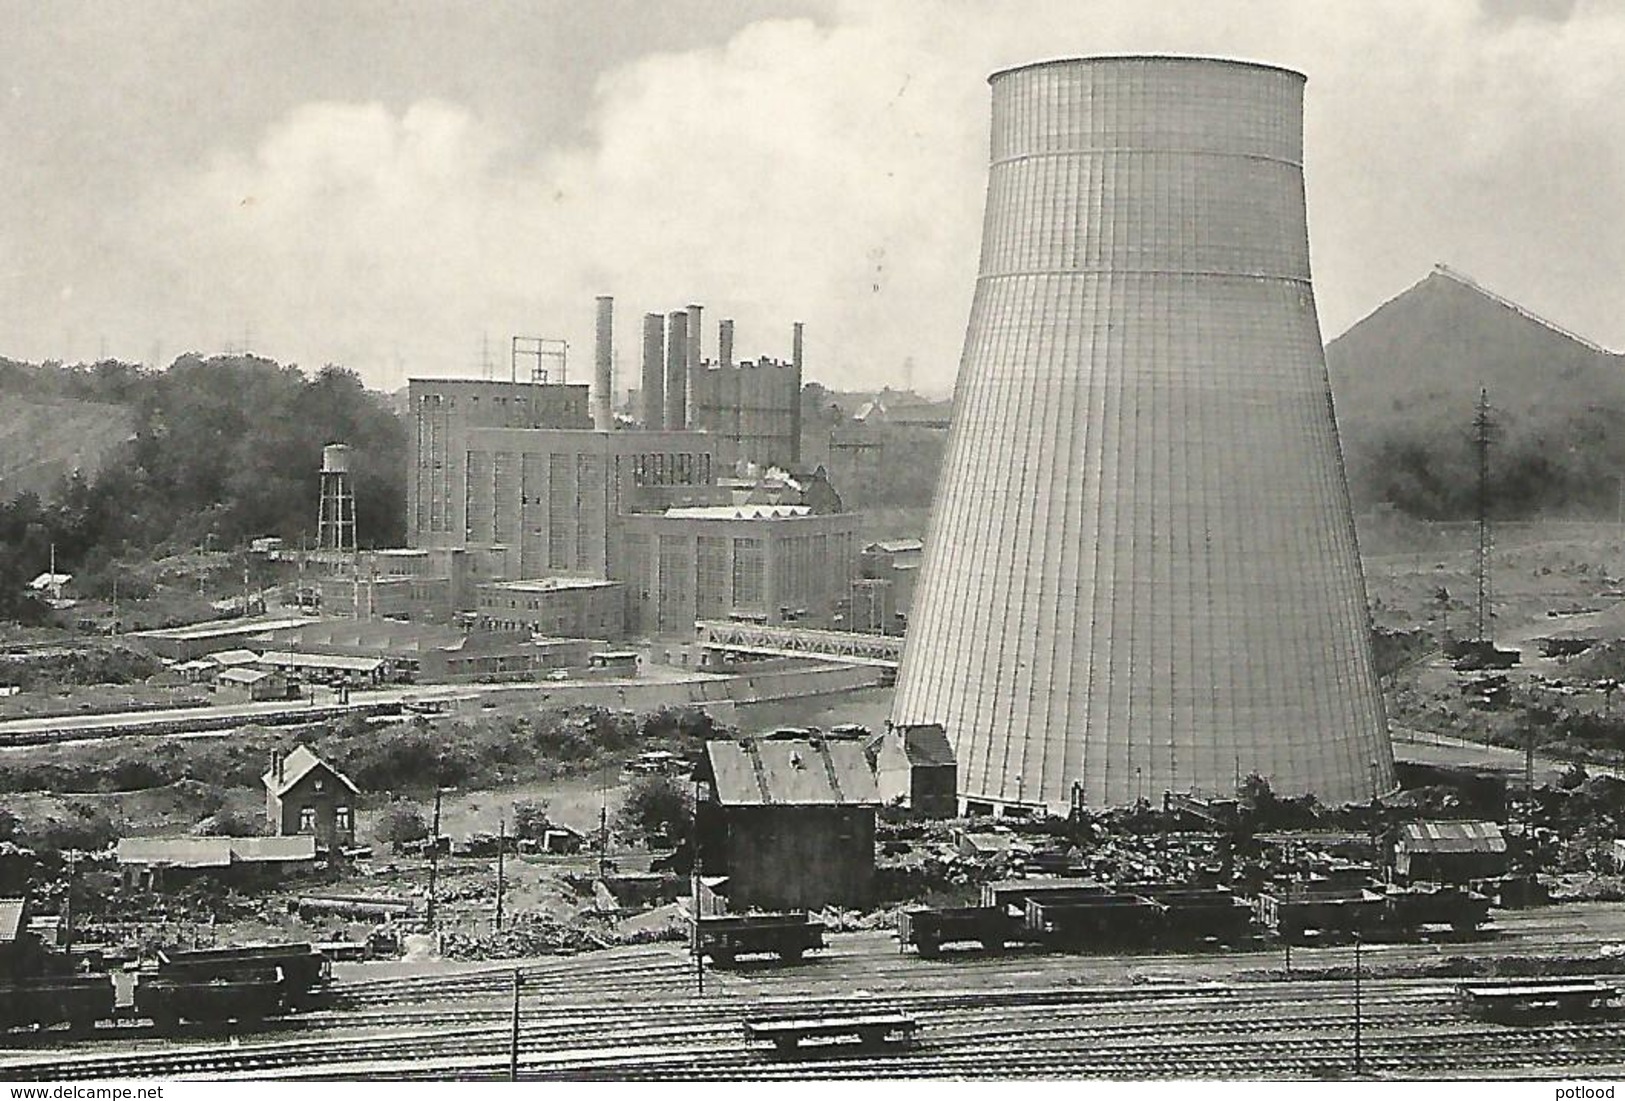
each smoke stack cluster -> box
[892,56,1392,810]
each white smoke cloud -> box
[98,0,1625,391]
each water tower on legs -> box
[892,56,1393,812]
[317,443,358,554]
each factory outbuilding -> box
[116,836,319,891]
[869,723,958,817]
[1393,820,1508,884]
[697,737,878,911]
[263,746,360,850]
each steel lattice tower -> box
[891,56,1393,811]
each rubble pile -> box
[440,914,612,960]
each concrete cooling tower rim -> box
[988,55,1307,85]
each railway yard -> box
[6,903,1625,1081]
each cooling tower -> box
[891,56,1393,812]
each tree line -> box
[0,354,406,620]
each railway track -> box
[0,981,1541,1081]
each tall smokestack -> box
[719,320,735,369]
[891,56,1392,811]
[665,310,689,430]
[640,313,665,430]
[686,303,703,374]
[593,295,614,431]
[790,321,804,466]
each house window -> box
[335,806,352,832]
[298,807,317,832]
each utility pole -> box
[1474,389,1496,643]
[1352,932,1364,1077]
[509,968,521,1081]
[691,776,704,996]
[495,812,506,933]
[427,779,445,928]
[598,804,609,880]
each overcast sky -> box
[3,0,1621,393]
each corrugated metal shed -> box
[0,898,26,942]
[706,738,879,806]
[1397,820,1507,854]
[217,667,271,685]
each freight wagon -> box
[693,913,825,965]
[896,906,1020,957]
[0,975,116,1033]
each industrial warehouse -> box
[5,4,1625,1091]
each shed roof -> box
[116,835,317,866]
[0,898,25,942]
[705,738,878,806]
[210,649,263,666]
[116,838,233,867]
[899,724,956,767]
[263,744,360,798]
[1397,820,1507,854]
[260,650,384,672]
[217,667,272,685]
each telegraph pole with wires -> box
[1473,389,1497,643]
[495,812,506,933]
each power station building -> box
[398,301,854,640]
[892,56,1393,812]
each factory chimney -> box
[891,56,1392,811]
[665,309,689,430]
[593,295,614,431]
[686,303,703,387]
[640,313,665,430]
[719,319,735,369]
[789,322,804,465]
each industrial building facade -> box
[408,378,593,547]
[619,505,860,636]
[395,300,838,643]
[456,427,714,582]
[476,577,626,639]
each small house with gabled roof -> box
[264,745,359,849]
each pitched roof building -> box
[263,746,360,850]
[698,738,878,911]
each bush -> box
[24,801,119,855]
[511,799,552,841]
[374,801,429,850]
[616,775,693,845]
